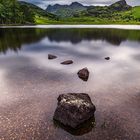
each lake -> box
[0,26,140,140]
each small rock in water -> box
[48,54,57,59]
[105,57,110,60]
[61,60,73,65]
[77,67,89,81]
[53,93,96,129]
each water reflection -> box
[54,117,95,136]
[0,28,47,54]
[0,27,140,139]
[0,28,140,54]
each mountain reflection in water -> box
[0,28,140,54]
[0,27,140,140]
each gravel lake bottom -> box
[0,26,140,140]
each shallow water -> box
[0,27,140,140]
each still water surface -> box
[0,27,140,140]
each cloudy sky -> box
[21,0,140,9]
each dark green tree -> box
[0,0,35,24]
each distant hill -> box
[109,0,131,11]
[19,1,56,19]
[46,0,132,18]
[0,0,139,25]
[18,0,140,24]
[79,0,132,18]
[46,2,87,18]
[131,6,140,19]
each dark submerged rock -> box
[77,67,89,81]
[48,54,57,59]
[105,57,110,60]
[53,93,96,129]
[61,60,73,65]
[54,117,95,136]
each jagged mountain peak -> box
[110,0,131,11]
[46,1,87,17]
[70,2,83,6]
[116,0,127,5]
[111,0,127,6]
[46,0,132,18]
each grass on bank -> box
[35,6,140,25]
[35,16,140,25]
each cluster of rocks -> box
[48,54,110,81]
[48,54,90,81]
[48,53,110,132]
[48,54,110,61]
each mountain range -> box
[1,0,139,25]
[46,2,87,17]
[19,1,56,19]
[18,0,140,24]
[46,0,132,18]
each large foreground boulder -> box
[48,54,57,59]
[77,67,89,81]
[53,93,96,129]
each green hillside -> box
[37,0,140,25]
[0,0,34,24]
[19,1,58,24]
[46,2,87,18]
[130,6,140,19]
[57,5,140,25]
[19,1,56,19]
[112,6,140,22]
[0,0,57,25]
[0,0,140,25]
[45,0,132,18]
[117,6,140,20]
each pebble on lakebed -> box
[48,54,57,59]
[53,93,96,129]
[105,57,110,60]
[77,67,89,81]
[61,60,73,65]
